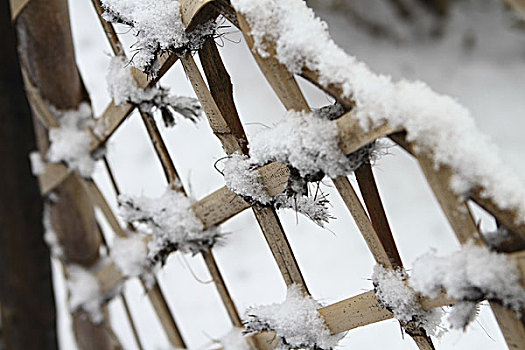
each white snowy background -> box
[54,0,525,349]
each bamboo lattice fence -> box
[8,0,525,349]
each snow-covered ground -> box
[56,0,525,349]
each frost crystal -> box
[222,153,332,226]
[47,102,97,178]
[409,242,525,312]
[111,234,150,278]
[106,56,203,126]
[273,195,332,227]
[101,0,216,73]
[67,265,103,323]
[232,0,525,223]
[244,284,340,350]
[118,188,220,263]
[372,265,442,336]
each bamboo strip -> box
[489,302,525,350]
[21,69,60,128]
[390,132,525,245]
[234,13,434,347]
[230,2,525,254]
[417,154,482,244]
[179,0,217,30]
[186,45,310,291]
[85,180,127,238]
[180,54,241,155]
[143,281,186,348]
[9,0,30,21]
[138,110,182,187]
[120,296,145,350]
[300,67,354,110]
[38,163,70,195]
[332,176,393,268]
[89,5,191,346]
[90,0,124,56]
[202,249,243,327]
[199,39,249,154]
[233,8,525,343]
[237,13,309,112]
[318,290,454,335]
[412,148,525,348]
[354,164,404,268]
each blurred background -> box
[51,0,525,349]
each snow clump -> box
[118,187,220,263]
[111,233,150,278]
[47,102,98,178]
[372,265,443,336]
[67,265,103,323]
[101,0,216,73]
[244,284,340,350]
[249,110,371,179]
[106,56,203,126]
[409,242,525,312]
[223,152,332,226]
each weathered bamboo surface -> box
[16,0,525,349]
[15,0,123,347]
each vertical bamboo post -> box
[14,0,120,348]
